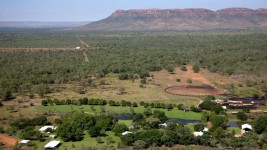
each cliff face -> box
[80,8,267,30]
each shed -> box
[19,140,30,146]
[193,131,204,137]
[241,124,252,131]
[203,127,209,132]
[159,123,168,127]
[44,140,61,150]
[39,126,56,133]
[122,131,132,135]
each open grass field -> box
[35,131,119,150]
[34,105,203,120]
[41,65,261,104]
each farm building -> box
[39,126,56,133]
[241,124,252,135]
[159,123,168,127]
[122,131,132,135]
[19,140,30,146]
[193,131,204,137]
[215,97,266,108]
[44,140,61,150]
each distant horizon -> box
[0,0,267,21]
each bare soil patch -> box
[165,85,226,96]
[0,134,21,146]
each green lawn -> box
[118,120,133,126]
[227,127,241,134]
[36,105,202,120]
[35,131,120,150]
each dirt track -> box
[0,48,76,51]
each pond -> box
[115,114,132,120]
[168,118,200,124]
[115,114,201,124]
[227,121,239,127]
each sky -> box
[0,0,267,21]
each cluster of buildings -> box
[19,125,60,150]
[214,96,266,108]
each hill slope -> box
[80,8,267,31]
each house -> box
[193,131,204,137]
[215,97,266,108]
[44,140,61,150]
[19,140,30,147]
[241,124,252,135]
[39,126,56,133]
[122,131,132,135]
[75,47,81,50]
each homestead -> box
[215,97,266,108]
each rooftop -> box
[44,140,60,148]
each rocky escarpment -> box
[80,8,267,31]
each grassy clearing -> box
[227,127,241,134]
[41,67,236,106]
[35,131,119,150]
[118,120,133,126]
[35,105,202,120]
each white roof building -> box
[39,126,56,133]
[19,140,30,144]
[75,47,81,50]
[241,124,252,131]
[122,131,132,135]
[203,127,209,132]
[193,131,204,137]
[44,140,60,149]
[159,123,168,127]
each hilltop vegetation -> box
[0,30,267,100]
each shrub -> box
[187,78,192,84]
[180,66,187,71]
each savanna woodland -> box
[0,29,267,150]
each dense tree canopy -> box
[1,30,267,98]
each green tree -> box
[180,66,187,71]
[187,78,192,84]
[194,123,205,131]
[112,124,129,136]
[192,64,200,73]
[88,126,101,137]
[166,65,175,73]
[236,111,248,121]
[153,110,168,122]
[120,100,127,106]
[254,115,267,134]
[1,89,13,100]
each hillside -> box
[80,8,267,30]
